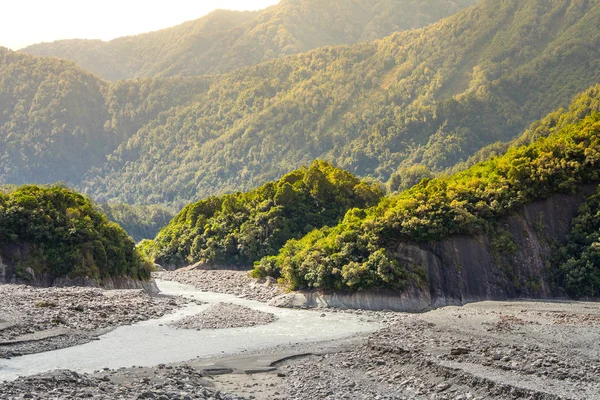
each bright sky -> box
[0,0,281,50]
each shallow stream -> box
[0,280,381,381]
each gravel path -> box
[0,284,188,359]
[172,302,276,330]
[154,269,282,302]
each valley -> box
[1,0,600,398]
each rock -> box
[451,348,470,356]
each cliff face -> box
[393,184,599,308]
[270,185,599,312]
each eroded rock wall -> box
[393,185,598,308]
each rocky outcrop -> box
[272,185,598,312]
[406,185,598,308]
[0,255,8,283]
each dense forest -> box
[81,0,600,204]
[1,0,599,207]
[0,185,152,282]
[145,160,382,268]
[99,203,175,243]
[22,0,477,81]
[553,186,600,298]
[0,49,112,185]
[252,84,600,297]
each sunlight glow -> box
[0,0,281,50]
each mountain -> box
[21,0,478,81]
[0,48,111,185]
[80,0,600,204]
[0,185,152,284]
[2,0,600,206]
[0,46,211,188]
[253,84,600,298]
[146,160,383,268]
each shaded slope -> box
[0,47,212,187]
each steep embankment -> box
[22,0,477,80]
[0,185,153,289]
[259,84,600,310]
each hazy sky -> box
[0,0,280,50]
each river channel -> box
[0,280,382,381]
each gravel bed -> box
[268,301,600,400]
[0,283,188,358]
[172,302,276,330]
[154,269,283,302]
[0,366,247,399]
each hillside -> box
[22,0,477,81]
[81,0,600,204]
[0,48,111,185]
[99,203,175,243]
[252,84,600,298]
[146,160,382,268]
[2,0,600,206]
[0,185,152,284]
[0,46,211,188]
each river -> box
[0,280,381,381]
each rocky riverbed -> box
[154,269,282,302]
[2,269,599,400]
[0,284,189,359]
[212,300,600,400]
[0,366,246,399]
[172,302,276,330]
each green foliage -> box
[2,0,600,208]
[23,0,476,81]
[99,203,175,242]
[552,188,600,298]
[387,165,434,193]
[149,160,383,268]
[81,0,600,204]
[253,84,600,292]
[0,185,151,281]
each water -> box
[0,280,381,381]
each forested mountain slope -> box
[0,46,212,187]
[253,84,600,298]
[0,49,111,184]
[22,0,477,81]
[81,0,600,204]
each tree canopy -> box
[147,160,383,268]
[0,185,152,282]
